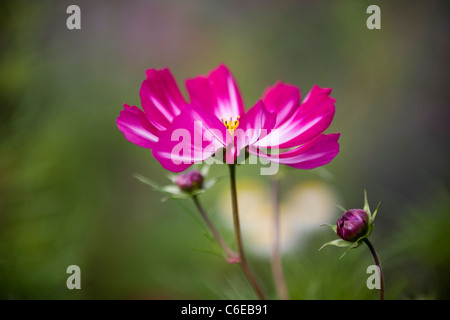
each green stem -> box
[271,177,289,300]
[228,164,266,300]
[192,195,238,263]
[364,238,385,300]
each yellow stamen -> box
[221,116,240,135]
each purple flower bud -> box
[336,209,369,242]
[175,170,204,192]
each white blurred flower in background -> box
[218,179,339,257]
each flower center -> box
[221,116,240,135]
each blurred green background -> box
[1,0,449,299]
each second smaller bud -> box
[175,170,204,193]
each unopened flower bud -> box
[175,170,204,192]
[336,209,369,242]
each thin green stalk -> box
[271,177,289,300]
[364,238,385,300]
[228,164,266,300]
[192,195,238,263]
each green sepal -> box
[134,173,162,190]
[366,222,374,238]
[320,223,337,233]
[200,164,211,177]
[320,190,381,259]
[336,204,347,213]
[371,201,381,223]
[161,185,184,195]
[319,239,353,251]
[166,174,177,184]
[134,174,190,201]
[134,169,222,201]
[338,241,361,259]
[363,189,372,220]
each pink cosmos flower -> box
[117,64,340,172]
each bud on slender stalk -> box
[319,191,385,299]
[319,190,381,257]
[336,209,370,242]
[175,170,204,192]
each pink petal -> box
[116,104,158,149]
[237,100,277,148]
[186,64,245,120]
[302,85,332,103]
[140,68,186,130]
[254,85,335,149]
[262,82,300,127]
[152,104,229,172]
[249,133,340,170]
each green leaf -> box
[171,198,204,229]
[319,239,353,251]
[320,223,337,233]
[191,247,223,259]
